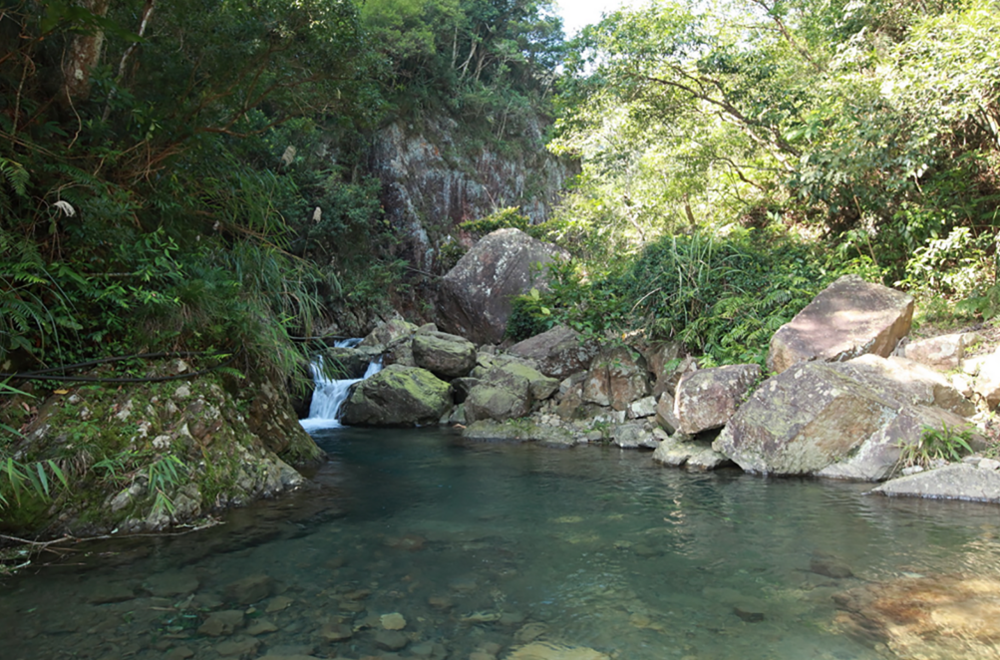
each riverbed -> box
[2,426,999,659]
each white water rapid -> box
[299,339,382,432]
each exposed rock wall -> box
[370,116,573,271]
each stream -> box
[3,425,1000,659]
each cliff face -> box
[370,115,572,272]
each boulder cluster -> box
[336,273,1000,503]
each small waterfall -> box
[299,339,382,432]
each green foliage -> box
[555,0,1000,298]
[363,0,565,145]
[0,380,69,512]
[897,422,975,469]
[460,206,531,236]
[510,228,860,364]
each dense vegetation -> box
[511,0,1000,364]
[0,0,564,379]
[0,0,565,516]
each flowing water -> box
[2,427,1000,660]
[300,342,382,432]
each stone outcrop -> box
[321,346,371,379]
[507,325,599,379]
[436,229,568,344]
[713,359,976,480]
[673,364,761,435]
[371,116,571,272]
[839,354,975,417]
[360,318,418,349]
[872,459,1000,502]
[464,361,559,423]
[340,365,452,426]
[411,330,477,379]
[971,347,1000,409]
[767,274,914,374]
[14,369,317,536]
[582,346,651,412]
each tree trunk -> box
[60,0,111,107]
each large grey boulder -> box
[507,325,598,379]
[872,459,1000,502]
[412,330,477,379]
[464,361,559,423]
[340,365,452,426]
[582,346,651,412]
[713,360,975,480]
[321,346,371,379]
[767,275,914,374]
[436,228,568,344]
[674,364,761,435]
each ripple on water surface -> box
[2,426,1000,660]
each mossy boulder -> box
[339,365,452,426]
[464,361,558,423]
[412,330,477,379]
[2,368,320,536]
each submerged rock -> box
[340,365,452,426]
[832,572,1000,659]
[506,641,610,660]
[767,274,914,374]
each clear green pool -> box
[2,427,999,659]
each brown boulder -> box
[767,275,914,374]
[582,346,651,411]
[674,364,761,435]
[436,229,568,344]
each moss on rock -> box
[1,369,320,536]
